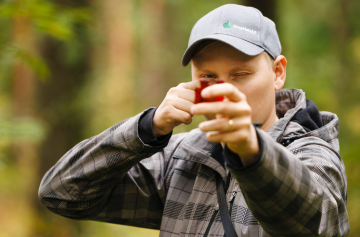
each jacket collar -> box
[268,89,339,145]
[267,89,307,142]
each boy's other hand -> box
[152,80,200,138]
[190,83,259,165]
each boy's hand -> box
[152,81,200,137]
[190,83,259,165]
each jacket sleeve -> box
[38,109,184,229]
[228,129,349,237]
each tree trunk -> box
[333,0,351,99]
[135,0,167,109]
[86,0,135,133]
[1,13,40,237]
[35,0,92,235]
[243,0,277,23]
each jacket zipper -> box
[229,191,237,216]
[203,206,218,237]
[203,173,232,237]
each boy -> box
[39,4,349,237]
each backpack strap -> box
[216,172,238,237]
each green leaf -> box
[0,114,46,143]
[12,46,50,81]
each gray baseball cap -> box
[182,4,281,66]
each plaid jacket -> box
[39,89,349,236]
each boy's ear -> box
[273,55,287,91]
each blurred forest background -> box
[0,0,359,236]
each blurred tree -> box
[35,1,93,236]
[85,0,135,134]
[0,0,91,236]
[333,0,360,235]
[135,0,168,109]
[244,0,277,23]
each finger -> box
[206,130,249,143]
[171,108,193,125]
[191,101,251,117]
[171,97,195,116]
[168,87,196,103]
[177,80,201,90]
[201,83,245,102]
[199,117,251,132]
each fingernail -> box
[199,122,204,129]
[202,91,209,98]
[191,106,197,114]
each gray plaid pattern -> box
[39,89,349,236]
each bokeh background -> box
[0,0,359,236]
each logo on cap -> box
[223,21,232,28]
[223,21,257,34]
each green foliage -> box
[0,114,45,144]
[0,0,91,168]
[0,0,91,41]
[0,43,50,80]
[0,0,92,80]
[0,0,92,148]
[0,113,46,169]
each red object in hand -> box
[194,78,225,104]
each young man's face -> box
[191,42,284,126]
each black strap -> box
[216,172,238,237]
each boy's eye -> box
[235,72,250,76]
[202,74,217,79]
[232,72,251,78]
[230,72,252,81]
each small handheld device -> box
[194,78,225,104]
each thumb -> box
[178,80,201,91]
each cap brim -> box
[182,34,265,66]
